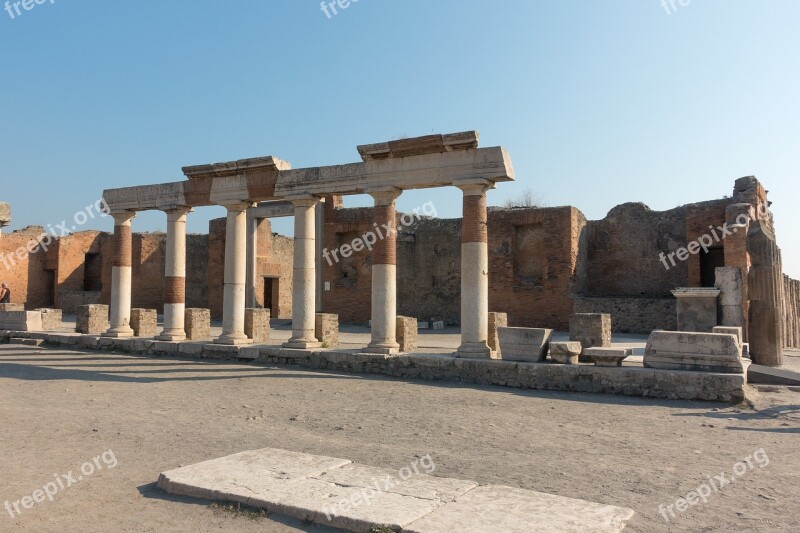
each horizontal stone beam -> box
[0,202,10,226]
[249,201,295,219]
[274,146,515,198]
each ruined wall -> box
[0,226,55,309]
[573,296,677,333]
[488,206,585,330]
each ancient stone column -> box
[158,207,191,341]
[104,211,136,338]
[216,202,253,345]
[365,187,402,354]
[284,196,321,349]
[747,220,783,366]
[456,178,493,358]
[245,209,258,309]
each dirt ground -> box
[1,344,798,533]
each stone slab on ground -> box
[644,331,744,373]
[158,448,634,533]
[404,484,634,533]
[748,364,800,386]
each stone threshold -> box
[157,447,635,533]
[0,330,748,402]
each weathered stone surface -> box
[672,288,720,333]
[747,220,783,366]
[0,311,43,332]
[585,347,632,367]
[130,308,158,338]
[715,267,746,331]
[549,342,582,365]
[488,312,508,355]
[498,327,553,362]
[77,304,109,335]
[569,314,611,348]
[0,202,10,226]
[404,485,635,533]
[185,308,211,341]
[245,308,271,343]
[712,326,743,346]
[315,313,338,347]
[396,316,418,353]
[644,331,744,373]
[0,303,24,312]
[432,321,445,331]
[37,308,62,331]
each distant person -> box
[0,283,9,304]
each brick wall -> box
[0,226,57,309]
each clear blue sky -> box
[1,1,798,276]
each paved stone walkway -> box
[158,448,635,532]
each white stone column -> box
[284,195,321,349]
[245,209,258,309]
[456,179,494,358]
[104,211,136,338]
[216,202,253,345]
[158,207,192,341]
[365,187,402,354]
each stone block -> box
[185,308,211,341]
[397,316,418,352]
[37,308,62,331]
[315,313,339,347]
[418,321,430,330]
[245,308,271,343]
[712,326,743,346]
[488,312,508,354]
[569,313,611,348]
[130,309,158,338]
[672,288,720,333]
[433,321,445,330]
[742,343,750,358]
[644,331,744,373]
[0,303,24,312]
[0,310,43,332]
[497,327,553,362]
[585,347,632,367]
[77,304,109,335]
[549,342,582,365]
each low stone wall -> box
[4,331,749,403]
[573,297,676,333]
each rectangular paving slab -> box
[158,448,634,533]
[403,485,635,533]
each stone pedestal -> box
[315,313,339,348]
[549,342,582,365]
[37,309,62,331]
[77,304,109,335]
[488,312,508,356]
[569,313,612,348]
[131,309,158,338]
[185,308,211,341]
[671,288,720,333]
[245,308,271,343]
[396,316,418,353]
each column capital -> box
[454,178,495,196]
[221,201,254,212]
[286,194,320,208]
[165,206,193,221]
[111,210,136,225]
[366,186,402,206]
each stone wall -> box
[573,297,677,333]
[0,226,57,309]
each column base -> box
[456,342,492,359]
[215,333,253,346]
[102,327,134,338]
[363,341,400,355]
[157,331,187,342]
[283,339,322,349]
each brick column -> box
[158,207,191,341]
[365,187,402,354]
[456,178,493,358]
[284,195,322,349]
[104,211,136,338]
[216,202,253,345]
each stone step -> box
[8,337,44,347]
[158,447,634,533]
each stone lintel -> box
[357,131,480,161]
[671,288,721,299]
[182,156,291,179]
[249,200,296,219]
